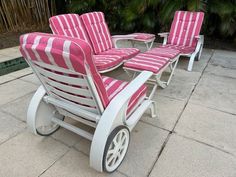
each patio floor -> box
[0,45,236,177]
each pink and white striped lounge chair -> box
[158,11,204,71]
[49,13,140,73]
[20,32,156,173]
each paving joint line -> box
[0,72,32,86]
[38,148,71,177]
[147,50,215,176]
[174,132,236,158]
[0,127,27,146]
[188,101,236,116]
[140,119,171,132]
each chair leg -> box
[196,45,203,61]
[150,101,157,118]
[187,53,196,71]
[166,57,179,86]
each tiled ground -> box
[0,45,236,177]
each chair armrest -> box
[112,35,137,48]
[158,32,169,45]
[90,71,153,171]
[158,32,169,37]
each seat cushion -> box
[132,33,155,40]
[100,48,140,60]
[159,44,195,54]
[81,12,113,54]
[93,55,124,72]
[124,53,170,74]
[146,47,180,58]
[102,76,147,115]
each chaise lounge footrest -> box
[123,47,180,91]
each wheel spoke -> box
[107,154,116,165]
[107,149,115,156]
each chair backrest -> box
[81,12,113,54]
[49,14,91,45]
[19,32,111,115]
[167,11,204,47]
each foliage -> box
[67,0,236,41]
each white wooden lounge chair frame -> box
[26,58,157,173]
[158,33,204,71]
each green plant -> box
[67,0,236,41]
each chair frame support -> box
[112,35,155,51]
[158,32,204,71]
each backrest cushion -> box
[19,32,110,107]
[81,12,113,54]
[49,14,91,45]
[168,11,204,47]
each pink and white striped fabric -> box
[124,53,170,74]
[100,47,140,60]
[159,44,195,54]
[146,47,180,58]
[81,12,113,54]
[93,55,123,71]
[102,76,147,114]
[19,32,110,107]
[167,11,204,48]
[20,33,146,113]
[49,14,91,44]
[132,33,155,40]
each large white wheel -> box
[27,86,64,136]
[103,126,130,173]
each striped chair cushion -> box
[100,48,140,60]
[132,33,155,40]
[124,53,170,74]
[167,11,204,47]
[93,55,123,71]
[49,14,91,45]
[102,76,147,115]
[81,12,113,54]
[146,47,180,58]
[159,44,195,54]
[20,32,110,108]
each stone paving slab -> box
[0,79,37,106]
[190,74,236,114]
[75,122,169,177]
[0,46,21,58]
[210,50,236,69]
[175,103,236,155]
[118,122,168,177]
[177,48,213,72]
[149,134,236,177]
[141,95,185,131]
[0,74,15,84]
[0,111,26,144]
[7,67,32,78]
[205,64,236,79]
[0,93,33,122]
[157,79,195,101]
[0,131,69,177]
[20,73,42,86]
[40,149,125,177]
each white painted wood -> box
[41,75,91,97]
[44,96,100,120]
[46,84,96,107]
[52,117,93,141]
[35,65,87,86]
